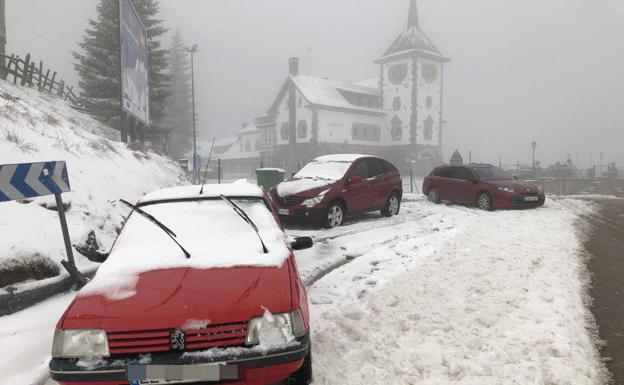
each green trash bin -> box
[256,168,286,191]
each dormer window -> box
[280,122,289,140]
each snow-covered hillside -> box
[0,80,188,286]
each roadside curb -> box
[0,268,97,316]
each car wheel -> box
[323,202,344,229]
[381,193,401,217]
[477,192,493,211]
[286,349,313,384]
[428,188,441,204]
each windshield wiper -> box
[119,199,191,259]
[220,195,269,254]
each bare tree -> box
[0,0,6,75]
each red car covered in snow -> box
[273,154,403,229]
[49,182,314,385]
[423,164,545,210]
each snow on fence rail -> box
[0,53,83,109]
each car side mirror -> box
[291,237,313,251]
[348,176,364,185]
[469,178,478,184]
[513,176,519,180]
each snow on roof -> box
[381,26,446,60]
[355,78,380,89]
[139,180,264,204]
[314,154,368,163]
[239,124,260,134]
[291,76,385,114]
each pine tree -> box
[73,0,170,142]
[164,29,193,158]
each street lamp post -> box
[531,141,538,179]
[188,44,198,183]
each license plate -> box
[278,208,290,216]
[127,363,239,383]
[524,196,539,202]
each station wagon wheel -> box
[478,192,493,211]
[382,193,401,217]
[323,202,344,229]
[428,188,441,204]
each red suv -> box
[273,154,402,229]
[49,182,314,385]
[423,164,545,210]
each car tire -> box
[477,192,494,211]
[323,202,344,229]
[286,349,313,384]
[428,188,441,204]
[381,192,401,217]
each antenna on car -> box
[199,137,216,195]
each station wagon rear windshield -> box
[472,166,515,181]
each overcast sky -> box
[7,0,624,168]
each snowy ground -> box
[0,80,188,289]
[0,196,608,385]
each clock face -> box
[388,63,408,85]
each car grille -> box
[279,196,305,206]
[107,322,248,355]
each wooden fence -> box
[0,53,83,109]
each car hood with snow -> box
[276,154,365,197]
[62,265,293,331]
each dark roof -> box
[380,0,447,61]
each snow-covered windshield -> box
[472,166,515,181]
[79,198,290,299]
[294,161,352,181]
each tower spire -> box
[408,0,419,29]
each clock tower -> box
[377,0,449,162]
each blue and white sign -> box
[0,161,71,202]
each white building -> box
[219,0,448,175]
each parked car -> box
[49,182,314,385]
[272,154,403,229]
[423,164,545,210]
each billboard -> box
[119,0,150,125]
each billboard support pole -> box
[117,0,127,144]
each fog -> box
[6,0,624,168]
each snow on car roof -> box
[139,180,264,204]
[313,154,369,163]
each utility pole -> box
[531,141,538,179]
[188,44,198,183]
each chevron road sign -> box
[0,161,71,202]
[0,161,86,286]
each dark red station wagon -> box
[273,154,403,229]
[49,182,314,385]
[423,164,545,210]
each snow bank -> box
[309,198,607,384]
[79,197,290,300]
[0,80,188,285]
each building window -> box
[280,122,289,140]
[298,120,308,138]
[245,140,251,152]
[352,123,381,141]
[388,63,408,85]
[424,116,434,141]
[391,116,403,141]
[426,96,433,110]
[393,97,402,111]
[422,64,438,83]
